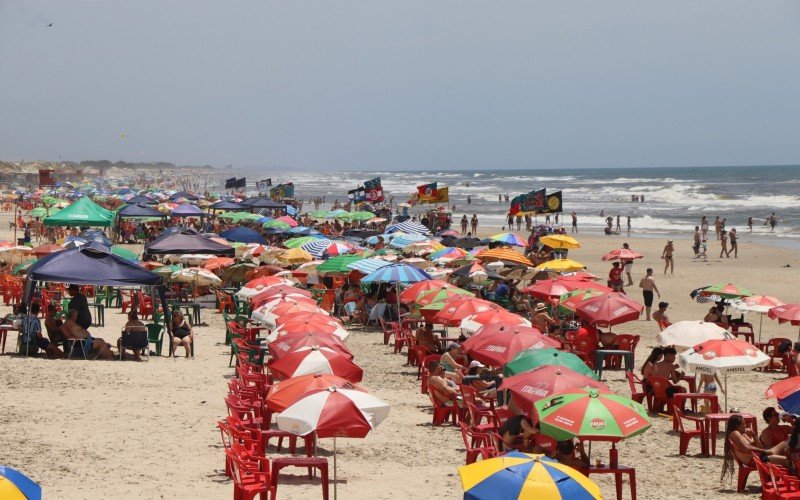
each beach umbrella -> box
[734,295,786,340]
[220,262,257,284]
[0,464,42,500]
[462,325,559,366]
[489,232,528,247]
[276,386,390,500]
[308,210,330,219]
[275,216,299,227]
[575,292,643,329]
[399,279,455,303]
[253,302,328,326]
[657,321,731,350]
[266,373,366,413]
[153,264,181,277]
[459,310,532,333]
[504,348,598,379]
[502,366,610,410]
[699,283,753,299]
[311,254,361,274]
[534,259,586,273]
[243,275,295,290]
[388,220,430,235]
[200,256,235,271]
[765,377,800,415]
[556,289,609,315]
[242,244,279,258]
[361,263,431,284]
[278,248,313,264]
[431,296,499,327]
[302,239,353,258]
[110,246,139,261]
[12,259,37,275]
[0,246,33,264]
[251,293,317,311]
[414,287,473,307]
[477,248,533,267]
[429,247,468,261]
[534,389,651,442]
[768,304,800,326]
[522,279,572,300]
[268,332,353,360]
[678,338,770,410]
[284,236,318,249]
[263,219,291,230]
[171,267,222,287]
[539,234,581,250]
[249,284,311,301]
[559,272,601,282]
[450,236,482,249]
[30,244,64,257]
[437,229,460,237]
[345,258,391,275]
[271,319,349,342]
[275,311,341,327]
[451,262,503,281]
[269,346,363,382]
[601,248,643,261]
[458,452,601,500]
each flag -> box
[348,188,359,201]
[417,182,438,202]
[433,186,449,203]
[364,177,384,202]
[541,191,563,213]
[256,178,272,191]
[270,182,294,199]
[521,188,546,212]
[286,205,298,216]
[224,177,237,189]
[265,178,272,186]
[234,177,247,189]
[509,194,525,215]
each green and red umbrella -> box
[414,287,473,307]
[557,289,608,315]
[398,279,455,304]
[700,283,753,299]
[533,388,651,442]
[461,325,559,366]
[503,348,598,380]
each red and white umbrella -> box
[268,332,353,360]
[236,277,296,298]
[459,310,532,333]
[252,301,328,326]
[269,319,350,342]
[768,304,800,326]
[275,311,342,326]
[678,338,769,410]
[501,365,610,409]
[399,279,457,304]
[575,292,643,328]
[431,296,499,326]
[601,248,643,261]
[251,293,317,310]
[266,373,366,413]
[268,346,363,382]
[522,279,571,300]
[461,325,559,366]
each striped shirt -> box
[20,314,42,344]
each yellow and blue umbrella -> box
[458,452,601,500]
[0,465,41,500]
[489,232,528,247]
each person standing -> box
[714,216,722,240]
[626,216,631,235]
[460,215,468,235]
[769,212,778,231]
[693,226,701,257]
[621,242,634,286]
[638,268,661,321]
[701,216,709,241]
[616,214,621,232]
[571,211,578,233]
[661,240,674,274]
[729,228,738,258]
[506,213,514,231]
[719,230,729,258]
[747,216,753,233]
[471,214,478,234]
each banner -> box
[433,186,449,203]
[417,182,438,202]
[347,188,359,201]
[224,177,237,189]
[540,191,563,213]
[256,178,272,191]
[270,182,295,199]
[521,188,546,212]
[363,177,384,202]
[509,193,525,215]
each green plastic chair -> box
[146,323,164,356]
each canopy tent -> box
[241,197,285,209]
[143,228,234,259]
[210,200,247,211]
[170,204,205,218]
[43,197,114,227]
[169,191,199,201]
[126,195,158,205]
[219,227,267,245]
[116,203,165,219]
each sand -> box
[1,211,798,499]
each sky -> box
[1,1,800,171]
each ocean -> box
[231,165,800,242]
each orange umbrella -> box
[475,247,534,267]
[399,279,456,303]
[204,257,236,271]
[244,276,295,290]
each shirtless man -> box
[62,309,114,360]
[531,304,557,333]
[661,240,674,275]
[652,302,670,326]
[427,362,461,406]
[638,268,661,321]
[650,347,685,396]
[552,440,590,471]
[415,323,441,353]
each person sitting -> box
[793,342,800,374]
[170,311,193,358]
[44,305,66,349]
[427,362,461,407]
[415,323,441,353]
[760,407,793,448]
[704,305,728,325]
[641,347,664,379]
[608,262,624,292]
[531,303,557,333]
[464,361,503,405]
[497,414,537,451]
[552,440,590,471]
[650,347,686,398]
[118,311,148,361]
[62,309,114,360]
[722,414,788,481]
[19,303,64,358]
[785,420,800,475]
[440,343,466,383]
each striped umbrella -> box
[459,310,532,333]
[477,247,534,267]
[458,452,601,500]
[361,263,431,284]
[489,232,528,247]
[389,234,430,249]
[268,346,363,382]
[302,239,353,258]
[346,258,391,275]
[429,247,468,260]
[389,220,430,235]
[285,236,320,249]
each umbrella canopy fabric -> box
[276,386,389,438]
[522,279,572,300]
[144,229,234,257]
[314,255,363,273]
[768,304,800,326]
[504,348,598,379]
[489,233,528,247]
[346,258,391,275]
[361,263,431,284]
[116,203,165,218]
[462,325,559,366]
[399,280,455,303]
[575,292,643,327]
[268,347,364,382]
[247,284,312,303]
[413,287,473,307]
[271,320,350,342]
[30,244,64,257]
[477,248,533,267]
[502,366,610,409]
[302,239,353,258]
[700,283,754,299]
[556,289,609,315]
[430,296,499,326]
[458,452,601,500]
[110,246,139,262]
[171,267,222,286]
[459,310,532,333]
[678,338,770,374]
[534,259,586,272]
[279,248,313,264]
[266,373,366,413]
[251,293,316,311]
[219,227,267,245]
[657,321,730,349]
[27,244,162,287]
[169,204,204,217]
[539,234,581,250]
[0,464,42,500]
[601,248,643,261]
[275,311,342,327]
[387,220,430,235]
[451,262,504,281]
[534,389,651,442]
[734,295,785,314]
[765,377,800,415]
[44,197,114,227]
[268,332,353,360]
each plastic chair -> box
[379,318,399,345]
[764,338,791,371]
[729,438,757,492]
[673,406,708,455]
[216,291,234,314]
[572,337,596,369]
[647,376,674,414]
[146,324,164,356]
[226,448,275,500]
[626,371,649,407]
[428,386,459,426]
[465,401,496,434]
[458,422,492,464]
[411,346,430,378]
[607,334,640,369]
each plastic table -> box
[671,393,719,431]
[594,349,634,380]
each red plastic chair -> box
[647,376,675,414]
[607,334,640,369]
[411,346,430,377]
[420,355,441,394]
[458,422,492,464]
[626,372,649,407]
[379,318,399,345]
[217,291,234,314]
[764,338,791,372]
[729,438,757,492]
[226,447,275,500]
[465,401,496,433]
[730,323,755,344]
[673,406,708,455]
[428,386,459,426]
[572,337,596,369]
[394,328,412,354]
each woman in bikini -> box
[722,414,788,484]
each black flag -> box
[235,177,247,189]
[224,177,237,189]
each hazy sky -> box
[2,1,800,171]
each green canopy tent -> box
[43,197,115,227]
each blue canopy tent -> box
[23,243,175,354]
[169,191,199,201]
[126,195,158,205]
[210,200,247,211]
[240,197,285,210]
[170,204,205,218]
[219,227,267,245]
[116,203,164,218]
[143,228,234,259]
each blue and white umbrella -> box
[386,220,430,235]
[346,258,392,274]
[388,233,429,249]
[361,263,431,284]
[302,239,354,258]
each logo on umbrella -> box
[745,348,757,357]
[590,418,606,430]
[703,350,717,360]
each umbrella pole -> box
[759,315,763,342]
[724,372,728,412]
[334,437,338,500]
